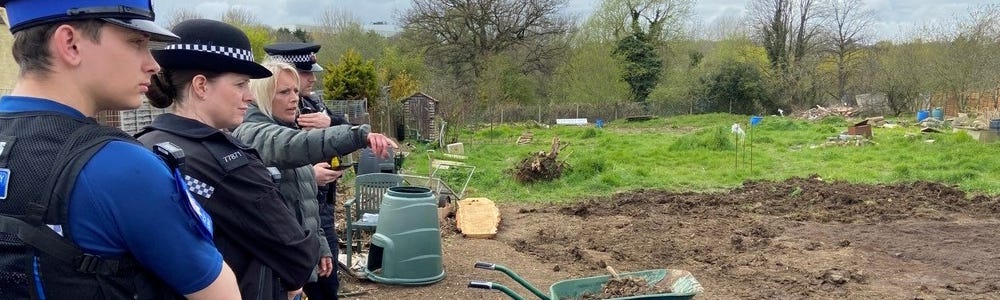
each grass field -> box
[398,113,1000,203]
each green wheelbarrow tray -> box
[469,262,703,300]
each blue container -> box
[990,119,1000,131]
[749,116,763,126]
[916,110,929,122]
[595,119,604,128]
[931,107,944,120]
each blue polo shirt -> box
[0,96,223,295]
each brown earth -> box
[337,176,1000,300]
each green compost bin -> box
[365,186,446,285]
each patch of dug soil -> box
[498,176,1000,299]
[335,176,1000,299]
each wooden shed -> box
[401,92,439,142]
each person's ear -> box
[191,74,209,100]
[50,25,84,67]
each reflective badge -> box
[174,169,213,240]
[0,168,9,200]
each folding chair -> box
[343,172,403,271]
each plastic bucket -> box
[916,110,929,122]
[750,116,763,126]
[931,107,944,120]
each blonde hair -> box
[251,60,301,119]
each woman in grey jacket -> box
[232,61,396,286]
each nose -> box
[144,50,160,74]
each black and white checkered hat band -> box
[269,54,314,63]
[164,44,255,62]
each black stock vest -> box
[136,113,319,300]
[0,110,182,300]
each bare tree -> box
[749,0,821,71]
[221,6,261,27]
[928,4,1000,112]
[822,0,873,105]
[165,8,203,28]
[400,0,571,81]
[316,8,363,35]
[583,0,693,43]
[748,0,823,106]
[702,13,747,41]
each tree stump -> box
[513,137,566,183]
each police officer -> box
[0,1,239,299]
[134,19,321,300]
[264,42,346,299]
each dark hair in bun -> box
[146,69,221,108]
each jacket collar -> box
[146,113,224,139]
[244,103,298,129]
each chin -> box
[108,97,143,110]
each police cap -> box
[264,42,324,72]
[153,19,272,79]
[0,0,178,42]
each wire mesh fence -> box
[453,101,679,126]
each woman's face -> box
[203,72,253,129]
[270,70,300,124]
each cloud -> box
[153,0,995,40]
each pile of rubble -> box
[793,105,857,120]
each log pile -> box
[516,131,534,145]
[793,105,857,120]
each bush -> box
[669,126,735,151]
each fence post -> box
[576,103,580,118]
[538,104,541,124]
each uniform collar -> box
[146,113,226,139]
[0,96,88,119]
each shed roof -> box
[400,92,439,103]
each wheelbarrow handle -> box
[468,281,493,289]
[473,262,549,300]
[474,261,496,270]
[468,281,527,300]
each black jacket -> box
[298,95,348,126]
[136,113,320,300]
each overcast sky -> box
[151,0,996,40]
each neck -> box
[10,72,96,116]
[172,102,218,129]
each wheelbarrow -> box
[468,262,702,300]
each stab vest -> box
[0,110,182,299]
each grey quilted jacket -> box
[233,104,370,281]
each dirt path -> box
[341,177,1000,299]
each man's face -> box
[298,70,316,97]
[77,23,160,111]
